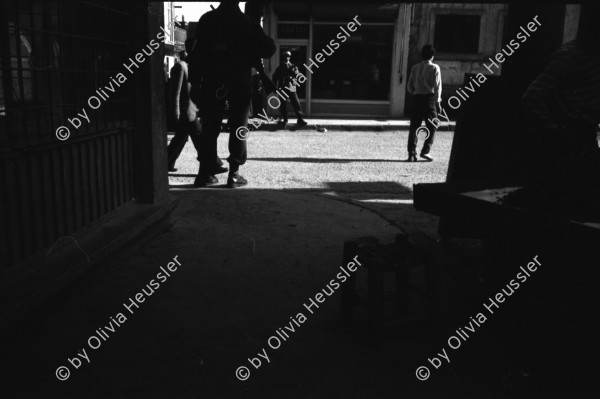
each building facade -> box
[263,2,407,118]
[262,2,512,118]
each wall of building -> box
[264,2,513,118]
[264,1,404,118]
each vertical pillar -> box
[307,16,313,117]
[390,3,411,118]
[562,5,581,44]
[131,2,169,204]
[264,1,278,76]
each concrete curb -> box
[244,121,456,133]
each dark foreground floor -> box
[2,189,599,398]
[2,130,599,398]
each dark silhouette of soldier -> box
[190,0,275,188]
[273,51,307,127]
[166,45,225,174]
[166,49,196,171]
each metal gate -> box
[0,0,139,267]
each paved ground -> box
[168,126,453,238]
[1,127,477,399]
[3,126,591,398]
[216,118,455,131]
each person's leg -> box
[188,117,225,172]
[279,96,289,124]
[407,95,425,158]
[252,89,263,118]
[226,79,251,187]
[288,90,305,123]
[251,76,262,118]
[421,95,438,156]
[197,84,225,184]
[188,117,202,160]
[167,117,190,170]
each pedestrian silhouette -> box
[273,50,307,128]
[190,0,275,188]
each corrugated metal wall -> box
[0,0,138,267]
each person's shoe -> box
[227,172,248,188]
[407,154,418,162]
[296,119,308,127]
[194,175,218,187]
[212,165,228,175]
[420,153,434,162]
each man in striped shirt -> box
[406,45,443,162]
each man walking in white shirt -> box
[406,45,442,162]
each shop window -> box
[311,25,393,101]
[434,14,481,54]
[278,24,309,40]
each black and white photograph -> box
[1,0,599,397]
